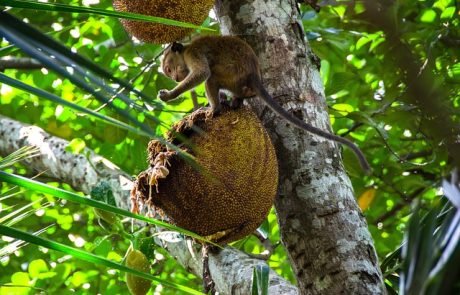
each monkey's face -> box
[161,51,189,82]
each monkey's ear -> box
[171,42,184,53]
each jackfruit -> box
[125,249,151,295]
[113,0,214,44]
[131,107,278,244]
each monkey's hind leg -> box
[204,79,222,119]
[230,96,243,109]
[229,85,256,109]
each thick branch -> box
[0,115,298,294]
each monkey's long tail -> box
[251,77,371,174]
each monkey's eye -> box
[165,67,171,74]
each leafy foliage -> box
[381,171,460,295]
[302,0,459,254]
[0,0,459,294]
[300,1,459,293]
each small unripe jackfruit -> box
[125,249,151,295]
[113,0,214,44]
[132,107,278,244]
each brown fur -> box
[159,35,371,173]
[160,36,260,113]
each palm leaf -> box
[0,171,219,246]
[0,73,151,137]
[0,225,204,295]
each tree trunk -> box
[215,0,385,294]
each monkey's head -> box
[161,42,189,82]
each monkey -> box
[158,35,371,173]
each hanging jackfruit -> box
[131,107,278,244]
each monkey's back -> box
[186,35,261,96]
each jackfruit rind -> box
[113,0,215,44]
[132,107,279,244]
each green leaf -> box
[251,265,269,295]
[419,9,437,23]
[320,59,330,86]
[91,181,119,225]
[346,54,366,69]
[400,204,438,294]
[356,36,371,50]
[94,239,112,257]
[0,13,155,104]
[252,271,259,295]
[332,6,346,19]
[440,7,456,20]
[138,237,157,260]
[66,138,86,154]
[54,264,71,284]
[55,105,73,122]
[28,259,49,278]
[11,272,30,286]
[433,0,454,11]
[447,63,460,81]
[90,181,116,206]
[332,103,354,116]
[70,271,87,287]
[0,284,30,295]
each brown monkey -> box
[159,35,371,173]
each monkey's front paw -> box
[158,89,172,101]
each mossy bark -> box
[215,0,385,294]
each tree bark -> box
[215,0,385,294]
[0,115,298,294]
